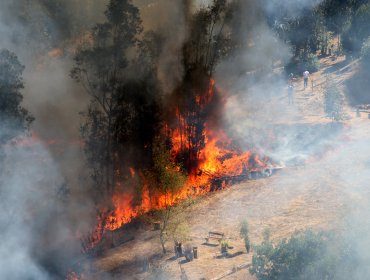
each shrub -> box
[323,77,345,121]
[240,220,249,239]
[240,220,251,253]
[249,231,337,280]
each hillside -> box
[5,1,370,280]
[81,54,370,280]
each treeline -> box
[268,0,370,73]
[70,0,253,216]
[70,0,370,223]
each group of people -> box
[287,70,310,104]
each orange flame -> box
[108,80,267,229]
[89,78,271,242]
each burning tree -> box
[71,0,160,211]
[166,0,234,174]
[71,0,164,252]
[71,0,274,250]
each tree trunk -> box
[160,231,167,254]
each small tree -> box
[147,139,187,254]
[324,77,345,121]
[240,220,251,253]
[168,211,190,246]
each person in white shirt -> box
[303,70,310,89]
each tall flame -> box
[86,79,269,243]
[89,78,271,243]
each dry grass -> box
[91,55,368,279]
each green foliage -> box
[220,239,229,247]
[146,139,187,254]
[250,228,370,280]
[250,231,338,280]
[342,3,370,52]
[318,0,353,35]
[170,223,190,244]
[244,237,251,254]
[273,6,326,59]
[183,0,233,74]
[0,49,33,145]
[240,220,251,253]
[72,0,161,203]
[148,139,186,198]
[323,77,345,121]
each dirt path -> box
[262,55,358,125]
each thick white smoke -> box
[0,140,64,279]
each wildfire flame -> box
[100,79,271,232]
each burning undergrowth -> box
[67,0,284,255]
[81,72,280,256]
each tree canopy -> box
[0,49,33,146]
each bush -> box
[323,77,345,121]
[249,231,337,280]
[240,220,251,253]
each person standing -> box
[303,70,310,90]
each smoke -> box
[207,0,370,279]
[138,0,191,95]
[0,1,107,278]
[211,0,329,164]
[4,0,367,279]
[264,0,323,18]
[0,139,81,279]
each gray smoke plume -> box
[0,140,67,279]
[138,0,191,94]
[0,1,107,278]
